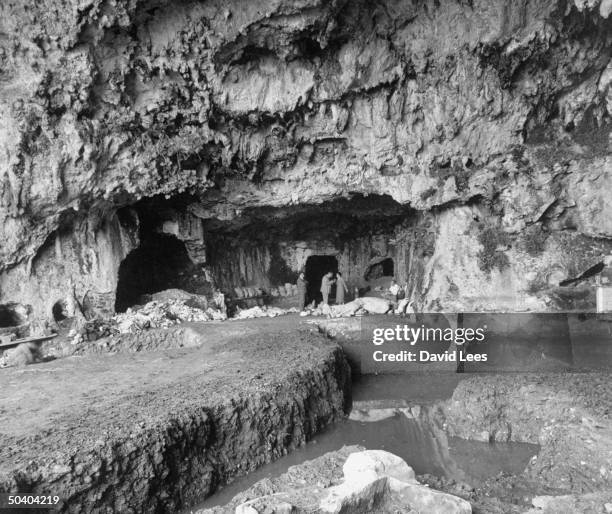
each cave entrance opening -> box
[114,233,194,313]
[365,257,394,282]
[0,303,27,328]
[305,255,338,306]
[52,300,68,323]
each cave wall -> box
[1,0,612,318]
[0,210,139,328]
[420,204,612,312]
[207,233,403,294]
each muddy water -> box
[194,373,539,510]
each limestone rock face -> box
[1,0,611,319]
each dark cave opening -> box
[305,255,338,305]
[200,194,414,242]
[115,233,194,313]
[0,303,27,328]
[134,193,416,304]
[365,257,394,281]
[52,300,68,322]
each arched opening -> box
[304,255,338,305]
[52,300,68,322]
[365,257,394,281]
[114,233,194,312]
[0,303,28,328]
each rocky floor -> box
[2,314,612,513]
[435,373,612,513]
[197,446,472,514]
[0,319,350,513]
[196,371,612,514]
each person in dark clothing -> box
[297,271,308,310]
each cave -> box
[201,194,416,302]
[305,255,339,306]
[115,232,194,312]
[0,303,27,328]
[3,1,612,512]
[52,300,68,322]
[365,258,395,281]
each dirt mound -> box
[440,373,612,495]
[232,305,298,320]
[114,297,227,334]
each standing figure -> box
[335,271,349,305]
[320,271,336,305]
[388,279,401,302]
[297,271,308,310]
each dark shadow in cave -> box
[114,233,194,313]
[0,304,27,328]
[52,300,68,322]
[365,257,394,281]
[269,246,298,286]
[305,256,338,306]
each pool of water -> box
[193,373,539,511]
[352,372,463,403]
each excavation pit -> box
[195,372,540,512]
[0,319,350,512]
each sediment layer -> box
[0,327,350,513]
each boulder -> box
[320,450,470,514]
[200,448,471,514]
[387,478,472,513]
[343,449,417,484]
[235,497,293,514]
[319,472,388,513]
[331,299,363,317]
[360,296,393,314]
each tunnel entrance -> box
[365,257,394,281]
[114,233,194,312]
[305,255,338,305]
[52,300,68,322]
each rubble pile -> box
[82,318,116,340]
[114,300,227,334]
[232,305,299,320]
[231,283,299,299]
[67,318,118,347]
[270,283,299,297]
[233,286,264,299]
[302,297,394,318]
